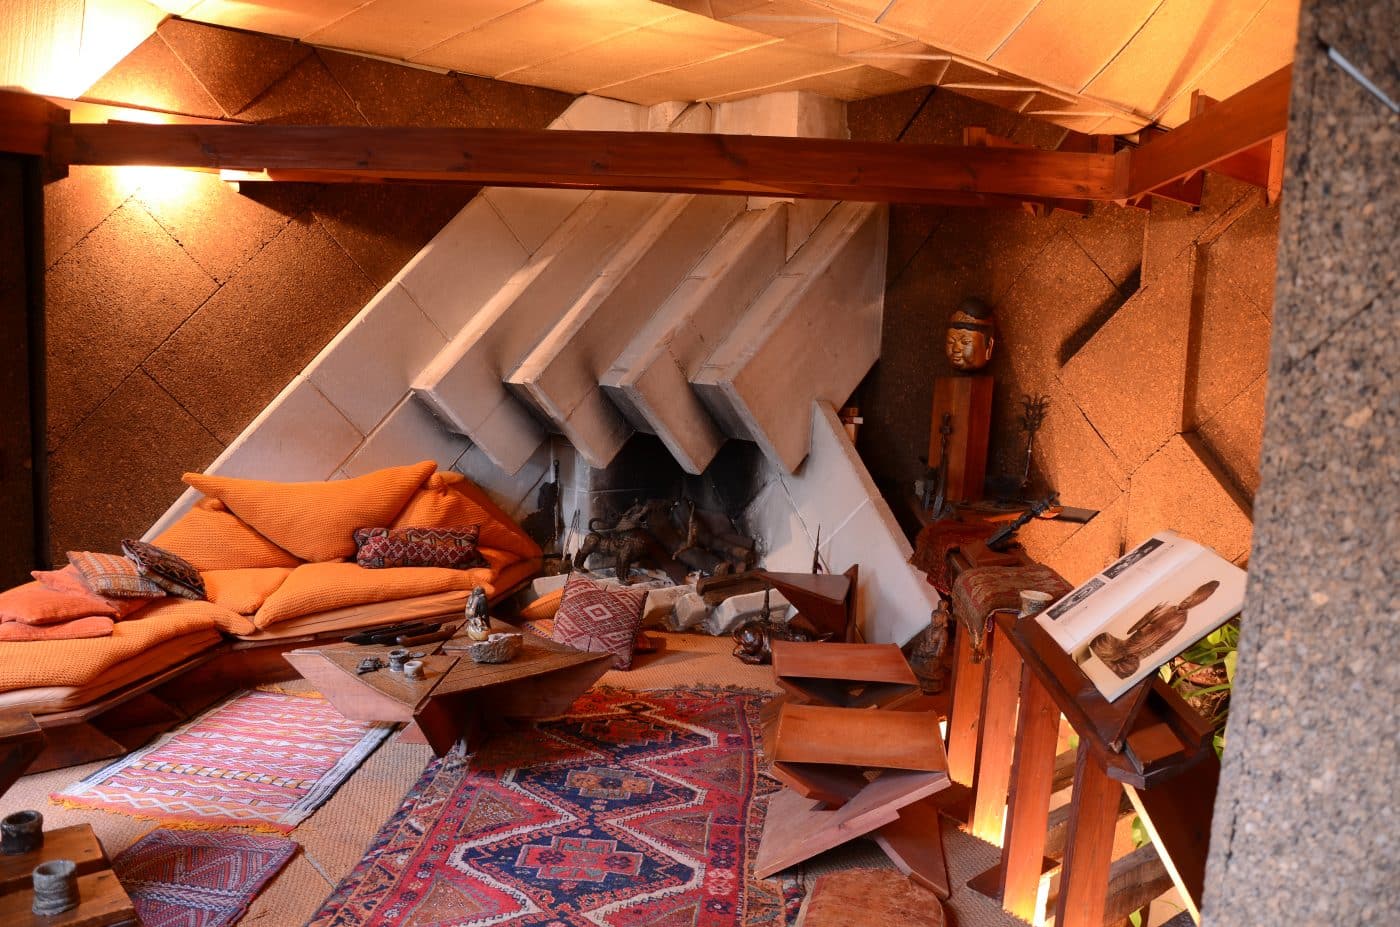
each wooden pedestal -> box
[0,825,134,927]
[928,376,994,503]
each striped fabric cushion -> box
[68,551,167,600]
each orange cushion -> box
[0,580,119,625]
[253,561,496,628]
[32,566,149,619]
[518,587,564,621]
[0,616,115,642]
[131,596,255,637]
[393,472,542,563]
[152,498,301,571]
[185,461,437,563]
[202,568,293,616]
[0,604,223,691]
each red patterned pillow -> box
[352,526,487,570]
[552,573,649,670]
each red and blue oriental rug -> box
[113,828,297,927]
[308,686,800,927]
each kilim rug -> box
[113,828,297,927]
[53,689,393,833]
[307,686,801,927]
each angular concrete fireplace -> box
[146,90,938,646]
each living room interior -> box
[0,1,1392,925]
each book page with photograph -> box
[1072,546,1246,701]
[1038,530,1199,653]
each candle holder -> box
[1,810,43,855]
[31,859,78,916]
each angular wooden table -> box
[285,619,612,755]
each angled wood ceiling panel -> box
[303,0,530,61]
[148,0,1299,134]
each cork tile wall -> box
[847,86,1277,584]
[43,19,572,562]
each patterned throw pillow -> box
[551,573,649,670]
[67,551,168,600]
[352,526,487,570]
[121,539,207,601]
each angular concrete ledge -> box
[602,205,789,473]
[508,194,744,467]
[413,191,666,472]
[693,202,888,472]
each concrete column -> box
[1202,2,1398,924]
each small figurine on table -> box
[465,586,490,641]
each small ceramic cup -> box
[1,810,43,855]
[403,659,425,679]
[1018,589,1054,618]
[31,859,78,916]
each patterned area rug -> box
[53,689,393,832]
[308,686,799,927]
[114,829,297,927]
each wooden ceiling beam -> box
[1126,65,1292,199]
[46,121,1121,203]
[224,167,1075,210]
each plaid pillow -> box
[552,573,649,670]
[352,526,487,570]
[122,539,207,600]
[67,551,167,600]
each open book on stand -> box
[1036,530,1246,701]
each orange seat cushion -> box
[123,597,256,636]
[518,588,564,621]
[202,568,293,616]
[0,617,115,642]
[393,472,542,563]
[185,460,437,563]
[253,561,499,628]
[152,498,301,572]
[0,580,119,625]
[0,603,224,691]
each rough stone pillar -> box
[1201,3,1398,924]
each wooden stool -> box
[756,704,952,898]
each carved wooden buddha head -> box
[944,297,996,371]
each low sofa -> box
[0,460,541,772]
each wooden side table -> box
[285,619,612,755]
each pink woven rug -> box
[114,829,296,927]
[53,690,392,832]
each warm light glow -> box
[1,0,164,98]
[112,165,207,205]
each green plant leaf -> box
[1129,911,1143,927]
[1130,814,1150,848]
[1224,650,1238,683]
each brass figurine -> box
[944,297,996,371]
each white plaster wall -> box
[741,402,937,646]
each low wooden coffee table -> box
[285,620,612,755]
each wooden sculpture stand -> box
[0,824,135,926]
[757,642,952,899]
[954,611,1218,927]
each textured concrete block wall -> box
[1202,2,1398,922]
[43,18,570,561]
